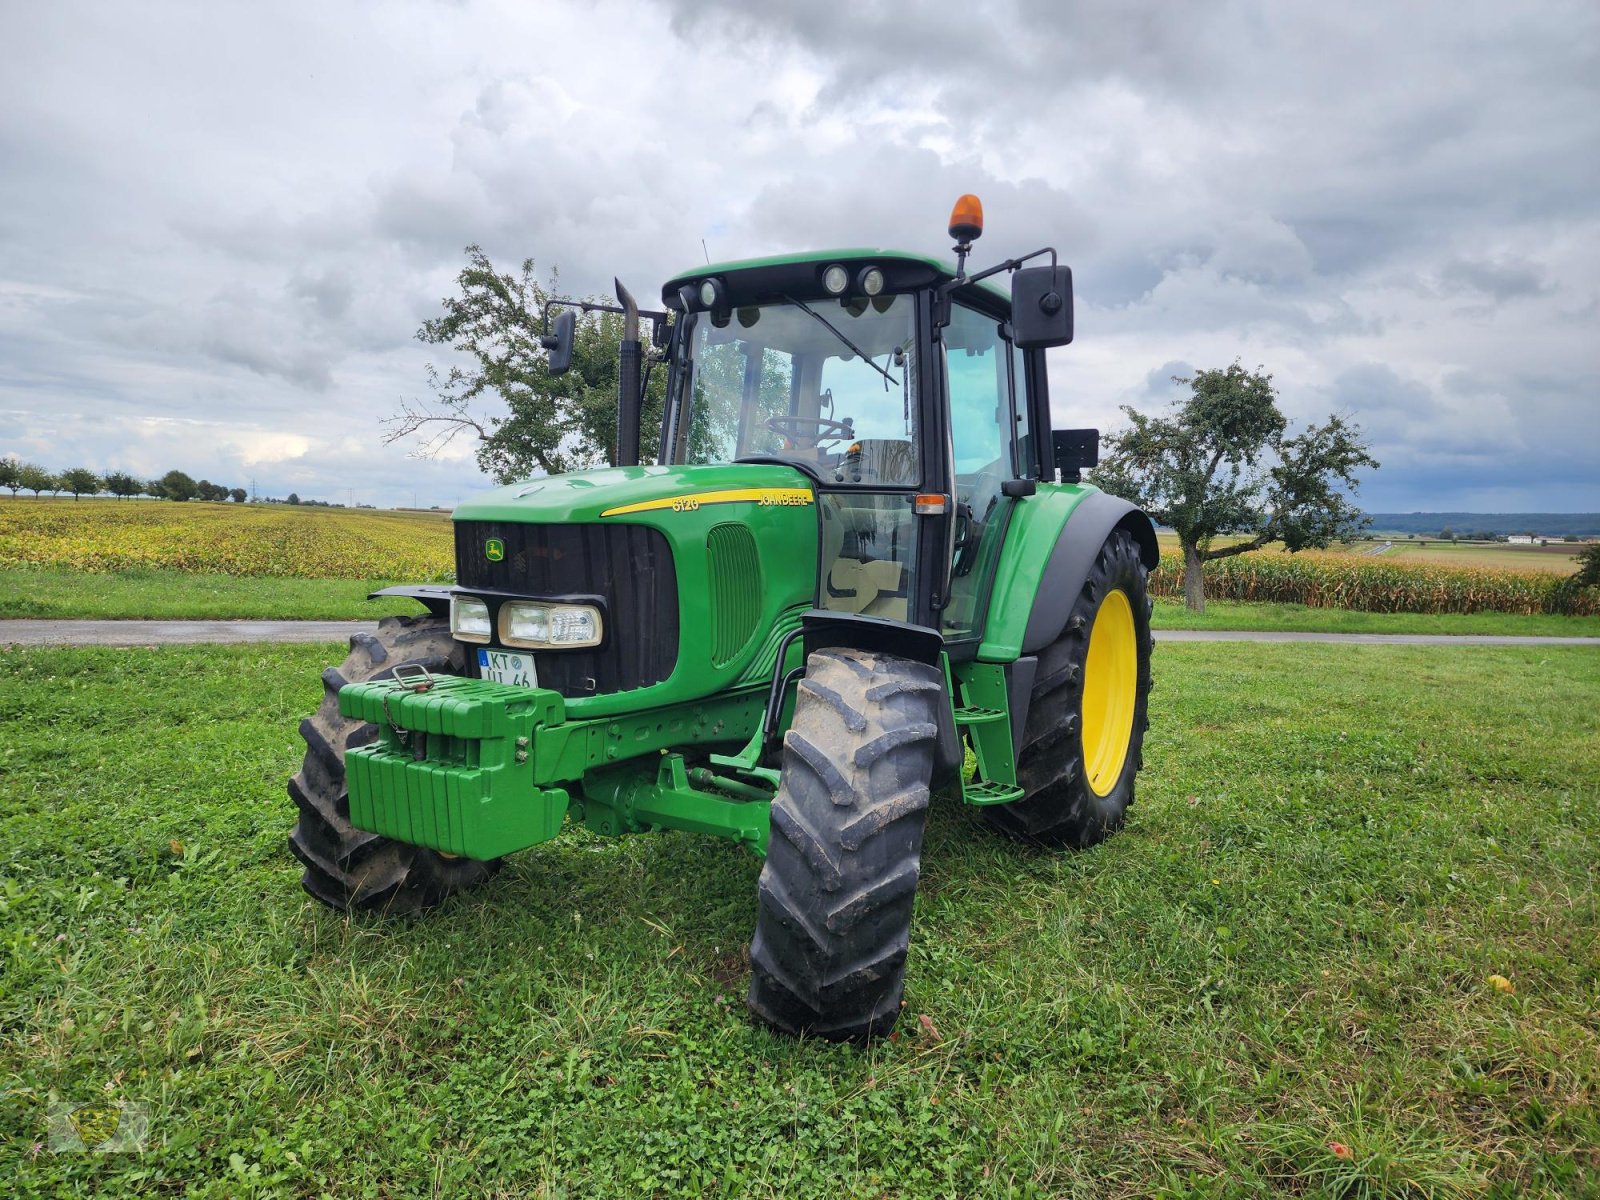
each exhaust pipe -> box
[614,278,642,468]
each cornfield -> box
[0,499,454,580]
[1150,550,1600,616]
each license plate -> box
[477,648,538,688]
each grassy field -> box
[1150,598,1600,638]
[4,566,1598,635]
[3,642,1596,1197]
[0,568,431,620]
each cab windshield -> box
[667,294,919,487]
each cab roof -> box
[660,248,1009,312]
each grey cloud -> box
[1,0,1596,510]
[1312,362,1600,510]
[1438,258,1548,300]
[290,270,354,321]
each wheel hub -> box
[1081,588,1137,796]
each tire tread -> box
[747,648,940,1042]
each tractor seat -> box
[832,439,917,486]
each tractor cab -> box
[656,253,1022,642]
[649,199,1079,649]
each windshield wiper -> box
[782,295,899,389]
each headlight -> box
[451,595,492,643]
[548,606,600,646]
[502,602,549,644]
[822,263,849,295]
[499,601,603,649]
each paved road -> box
[0,620,375,646]
[1,619,1596,648]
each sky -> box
[2,0,1596,512]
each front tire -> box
[985,529,1153,848]
[288,614,502,915]
[747,648,942,1042]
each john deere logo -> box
[484,538,504,562]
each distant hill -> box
[1365,513,1600,538]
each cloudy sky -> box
[3,0,1596,511]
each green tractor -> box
[289,196,1157,1042]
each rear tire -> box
[288,614,501,915]
[747,648,941,1042]
[984,529,1153,848]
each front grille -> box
[706,523,761,667]
[455,521,678,697]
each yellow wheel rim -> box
[1081,588,1138,797]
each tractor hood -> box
[449,461,822,718]
[451,462,816,525]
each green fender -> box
[977,484,1158,663]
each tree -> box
[0,457,19,495]
[155,469,198,502]
[17,463,56,497]
[1573,543,1600,590]
[195,479,230,502]
[286,492,301,505]
[59,467,101,499]
[103,470,142,499]
[229,487,247,503]
[385,245,666,482]
[1093,362,1378,611]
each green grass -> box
[3,643,1596,1196]
[0,567,431,620]
[7,566,1599,638]
[1151,597,1600,638]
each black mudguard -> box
[799,609,963,790]
[368,584,453,618]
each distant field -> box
[1155,531,1580,574]
[1355,539,1580,573]
[0,497,453,579]
[1149,531,1595,615]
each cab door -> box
[939,301,1032,643]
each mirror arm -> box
[540,298,671,347]
[959,246,1058,289]
[934,246,1057,329]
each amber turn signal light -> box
[948,194,984,243]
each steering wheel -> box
[765,415,853,447]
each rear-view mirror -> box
[541,309,576,375]
[1012,265,1074,350]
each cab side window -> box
[942,304,1018,638]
